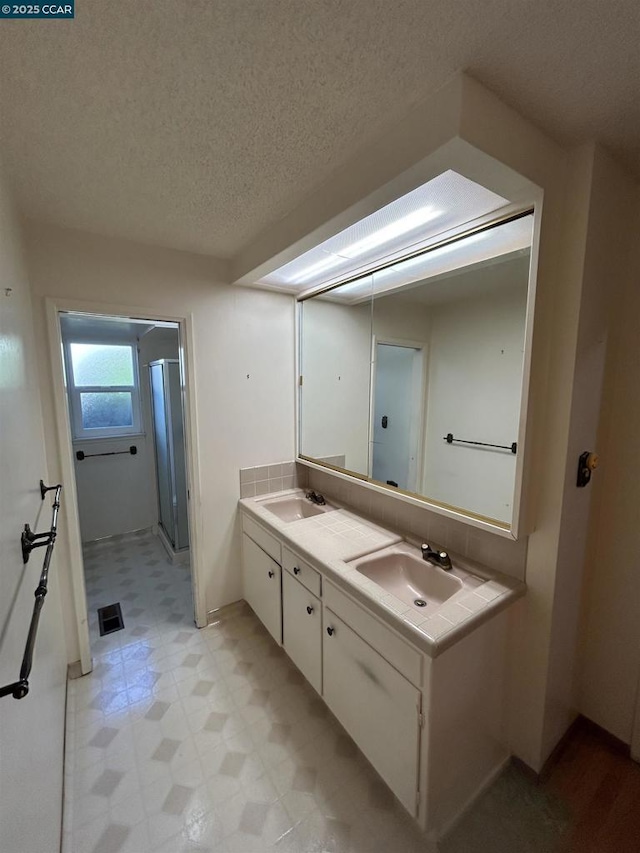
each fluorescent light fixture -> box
[320,214,533,304]
[339,205,441,259]
[292,253,346,284]
[292,206,441,283]
[258,171,511,292]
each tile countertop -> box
[238,489,525,658]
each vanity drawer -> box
[324,580,423,688]
[242,515,281,564]
[282,547,322,598]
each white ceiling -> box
[0,1,638,259]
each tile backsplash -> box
[239,460,308,499]
[307,467,528,581]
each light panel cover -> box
[324,214,534,304]
[259,171,510,292]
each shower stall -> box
[149,359,189,556]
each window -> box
[65,341,142,439]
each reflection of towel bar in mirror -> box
[444,433,517,454]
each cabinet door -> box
[242,533,282,644]
[323,608,421,815]
[282,570,322,693]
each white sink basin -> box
[259,493,337,523]
[350,543,463,611]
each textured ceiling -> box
[0,1,638,258]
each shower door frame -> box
[149,358,189,553]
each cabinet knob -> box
[268,570,274,578]
[293,566,301,575]
[306,605,314,615]
[326,626,334,636]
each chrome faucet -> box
[421,543,452,571]
[306,490,326,506]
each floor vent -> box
[97,602,125,636]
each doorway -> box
[47,303,204,673]
[371,340,425,493]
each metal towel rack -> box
[0,480,62,700]
[444,432,517,454]
[76,445,137,461]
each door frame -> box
[369,335,428,493]
[46,297,206,675]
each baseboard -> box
[82,527,152,547]
[516,714,633,785]
[67,660,83,680]
[436,753,512,841]
[206,599,248,625]
[570,714,631,756]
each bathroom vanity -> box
[239,488,523,840]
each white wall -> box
[372,295,432,344]
[73,433,154,540]
[300,298,371,473]
[423,264,529,523]
[0,170,67,851]
[25,222,296,661]
[575,165,640,745]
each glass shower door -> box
[150,362,176,547]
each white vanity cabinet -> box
[323,608,422,815]
[241,517,424,816]
[282,570,322,693]
[241,533,282,644]
[240,511,512,839]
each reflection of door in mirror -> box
[372,343,424,493]
[371,253,529,524]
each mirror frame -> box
[295,206,541,541]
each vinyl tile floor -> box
[63,531,436,853]
[63,531,640,853]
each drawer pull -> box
[293,566,301,575]
[306,605,314,615]
[268,570,274,578]
[326,626,334,636]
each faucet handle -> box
[421,543,431,552]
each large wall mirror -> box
[298,211,535,533]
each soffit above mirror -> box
[256,170,511,294]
